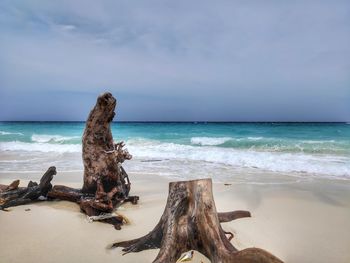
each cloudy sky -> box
[0,0,349,121]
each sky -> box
[0,0,349,121]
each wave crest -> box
[191,137,232,146]
[0,141,81,153]
[1,138,349,178]
[31,134,80,143]
[127,141,350,178]
[0,131,24,136]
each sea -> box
[0,122,349,183]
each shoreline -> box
[1,171,350,262]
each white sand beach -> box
[1,171,350,263]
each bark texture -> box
[47,92,138,229]
[78,92,136,220]
[0,167,56,210]
[82,92,131,195]
[112,178,283,263]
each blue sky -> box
[0,0,349,121]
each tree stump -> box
[112,178,283,263]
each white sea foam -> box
[301,140,336,144]
[247,137,263,140]
[0,141,81,153]
[191,137,232,146]
[191,136,267,146]
[1,138,349,178]
[126,140,350,178]
[0,131,24,135]
[31,134,80,143]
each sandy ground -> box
[1,171,350,263]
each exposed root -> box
[111,179,283,263]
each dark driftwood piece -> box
[47,92,138,229]
[112,178,283,263]
[0,167,56,210]
[81,92,135,206]
[0,93,138,229]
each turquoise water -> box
[0,122,349,179]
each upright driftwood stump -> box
[112,178,283,263]
[48,92,138,229]
[78,92,136,217]
[82,92,132,195]
[1,93,138,229]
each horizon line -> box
[0,121,349,124]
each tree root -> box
[111,178,283,263]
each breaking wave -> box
[190,137,264,146]
[0,141,81,153]
[189,136,349,154]
[0,131,24,136]
[31,134,81,143]
[191,137,232,146]
[1,137,349,178]
[127,139,350,178]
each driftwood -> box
[48,92,138,229]
[0,167,56,210]
[0,93,138,229]
[112,178,283,263]
[82,92,132,195]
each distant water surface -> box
[0,122,349,182]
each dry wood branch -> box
[47,185,94,202]
[0,180,20,192]
[0,167,56,210]
[218,210,251,223]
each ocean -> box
[0,122,349,182]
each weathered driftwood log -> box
[0,167,56,210]
[82,92,131,194]
[0,93,138,230]
[79,92,136,215]
[47,185,130,229]
[0,179,20,192]
[47,92,138,229]
[112,178,283,263]
[48,185,94,202]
